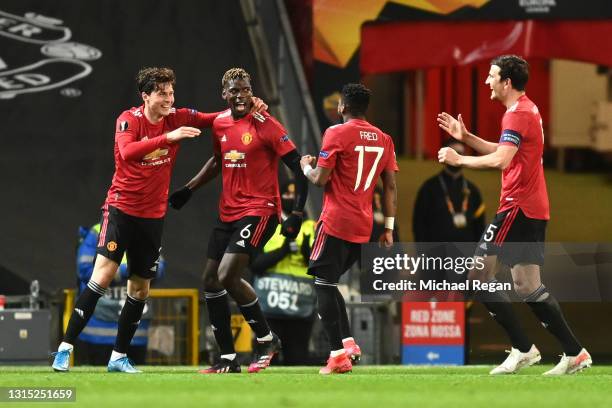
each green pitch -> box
[1,365,611,408]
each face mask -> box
[445,165,462,174]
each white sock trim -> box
[87,280,107,296]
[331,349,345,357]
[58,342,73,352]
[342,337,354,344]
[110,351,127,361]
[221,353,237,361]
[257,332,273,342]
[240,297,259,308]
[204,290,228,299]
[314,279,338,287]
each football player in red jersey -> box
[169,68,309,374]
[438,55,590,375]
[300,83,398,374]
[52,67,266,374]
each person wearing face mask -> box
[411,139,486,301]
[249,181,317,365]
[413,139,485,244]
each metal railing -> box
[62,288,199,366]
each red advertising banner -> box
[362,20,612,73]
[402,302,465,346]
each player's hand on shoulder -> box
[251,97,268,114]
[437,112,468,141]
[378,229,394,249]
[168,186,192,210]
[166,126,201,143]
[281,212,303,239]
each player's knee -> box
[202,259,222,290]
[203,273,222,292]
[127,277,150,300]
[513,280,537,298]
[218,266,240,289]
[218,272,238,289]
[128,286,149,300]
[91,257,120,288]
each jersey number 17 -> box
[353,146,384,191]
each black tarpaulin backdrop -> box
[0,0,258,292]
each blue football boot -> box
[107,357,142,373]
[51,349,72,372]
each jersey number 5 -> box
[354,146,384,191]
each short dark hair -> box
[341,83,371,116]
[222,68,251,89]
[490,55,529,91]
[136,67,176,94]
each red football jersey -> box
[497,95,549,220]
[105,106,218,218]
[212,110,296,222]
[317,119,399,243]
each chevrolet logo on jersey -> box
[224,150,247,168]
[143,148,169,160]
[224,150,246,162]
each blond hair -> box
[222,68,251,88]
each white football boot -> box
[490,344,541,375]
[543,348,592,376]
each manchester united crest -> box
[241,132,253,145]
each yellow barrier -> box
[62,288,199,366]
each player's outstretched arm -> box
[169,155,220,210]
[191,98,267,128]
[280,149,308,238]
[437,112,498,155]
[379,169,397,248]
[166,126,201,143]
[117,126,198,162]
[438,144,518,170]
[300,155,332,187]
